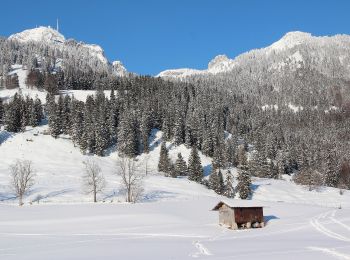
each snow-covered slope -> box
[157,31,350,79]
[0,124,348,207]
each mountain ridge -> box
[8,26,129,77]
[157,31,350,79]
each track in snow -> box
[310,210,350,242]
[191,241,212,257]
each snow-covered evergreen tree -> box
[188,146,203,183]
[236,161,252,199]
[223,170,235,198]
[324,147,339,187]
[175,153,188,176]
[158,142,171,175]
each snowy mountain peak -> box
[112,60,128,77]
[207,54,235,73]
[8,26,65,44]
[269,31,312,51]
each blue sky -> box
[0,0,349,75]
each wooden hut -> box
[212,201,264,230]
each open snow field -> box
[1,200,350,259]
[1,126,350,259]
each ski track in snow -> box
[191,241,212,257]
[310,210,350,242]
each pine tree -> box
[236,161,252,199]
[175,153,188,176]
[33,97,43,125]
[202,130,214,156]
[117,112,137,157]
[140,111,151,153]
[71,101,85,147]
[173,110,184,145]
[61,95,71,135]
[95,108,109,156]
[209,169,224,194]
[4,93,21,132]
[188,146,203,183]
[324,147,339,187]
[28,99,38,127]
[158,142,171,175]
[0,98,3,125]
[50,103,62,138]
[108,88,118,143]
[223,170,235,198]
[212,145,225,171]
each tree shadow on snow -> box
[0,131,13,144]
[142,190,178,202]
[0,192,17,202]
[31,188,74,202]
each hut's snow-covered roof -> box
[212,201,264,211]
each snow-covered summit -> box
[9,26,65,44]
[112,60,128,77]
[269,31,312,51]
[7,26,130,76]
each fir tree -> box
[209,169,224,194]
[0,98,3,125]
[158,142,171,175]
[50,103,62,138]
[117,112,137,157]
[188,146,203,183]
[173,110,184,145]
[4,93,21,132]
[175,153,188,176]
[61,95,71,135]
[324,147,339,187]
[95,109,109,156]
[236,161,252,199]
[223,170,235,198]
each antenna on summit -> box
[56,18,59,32]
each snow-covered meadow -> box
[1,124,350,259]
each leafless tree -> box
[10,160,35,206]
[82,159,106,202]
[116,157,144,203]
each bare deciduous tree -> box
[82,159,106,203]
[10,160,35,206]
[117,157,144,203]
